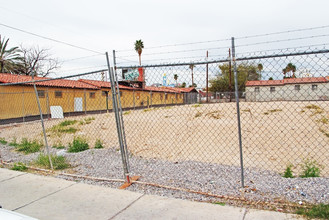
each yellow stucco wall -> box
[0,85,184,120]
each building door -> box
[74,97,83,112]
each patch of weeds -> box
[316,116,328,124]
[16,138,43,154]
[264,109,282,115]
[68,136,89,153]
[192,104,201,108]
[34,153,70,170]
[94,139,104,149]
[53,142,65,149]
[296,204,329,219]
[9,137,18,147]
[123,111,131,115]
[282,164,294,178]
[242,109,251,113]
[319,128,329,138]
[305,104,324,116]
[214,202,225,206]
[0,137,7,145]
[82,117,95,125]
[59,120,77,127]
[205,111,222,119]
[300,109,305,113]
[195,112,202,118]
[300,159,322,178]
[49,120,79,135]
[305,104,321,110]
[11,162,28,171]
[143,108,155,112]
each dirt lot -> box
[0,101,328,175]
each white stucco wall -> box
[246,82,329,101]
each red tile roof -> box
[0,73,98,89]
[0,73,200,93]
[78,79,134,90]
[246,77,329,87]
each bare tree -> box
[20,46,60,77]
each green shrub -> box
[9,137,18,147]
[0,137,7,145]
[68,137,89,153]
[296,204,329,219]
[300,159,322,178]
[59,120,77,127]
[34,153,70,170]
[192,104,201,108]
[94,139,104,149]
[11,162,28,171]
[49,120,79,135]
[16,138,43,154]
[282,164,294,178]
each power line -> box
[61,54,104,63]
[236,24,329,40]
[117,46,229,58]
[116,25,329,52]
[116,38,231,52]
[0,22,104,55]
[236,34,329,48]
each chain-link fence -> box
[0,42,328,206]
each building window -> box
[55,91,62,98]
[102,91,108,96]
[294,85,300,91]
[119,91,123,97]
[160,94,163,100]
[254,87,260,92]
[136,92,140,100]
[89,92,96,99]
[312,85,318,91]
[37,90,45,98]
[165,93,168,100]
[270,87,275,93]
[180,94,183,99]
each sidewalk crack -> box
[109,194,145,220]
[12,182,77,211]
[0,173,27,183]
[242,208,248,220]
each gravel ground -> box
[1,144,328,207]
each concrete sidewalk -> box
[0,168,300,220]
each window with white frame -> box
[312,84,318,91]
[254,87,260,92]
[270,87,275,92]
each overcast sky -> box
[1,0,329,79]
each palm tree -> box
[134,40,144,66]
[282,68,287,78]
[0,35,22,73]
[286,63,296,78]
[174,74,178,87]
[189,64,195,86]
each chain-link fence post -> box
[231,37,245,188]
[32,72,53,170]
[106,52,130,183]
